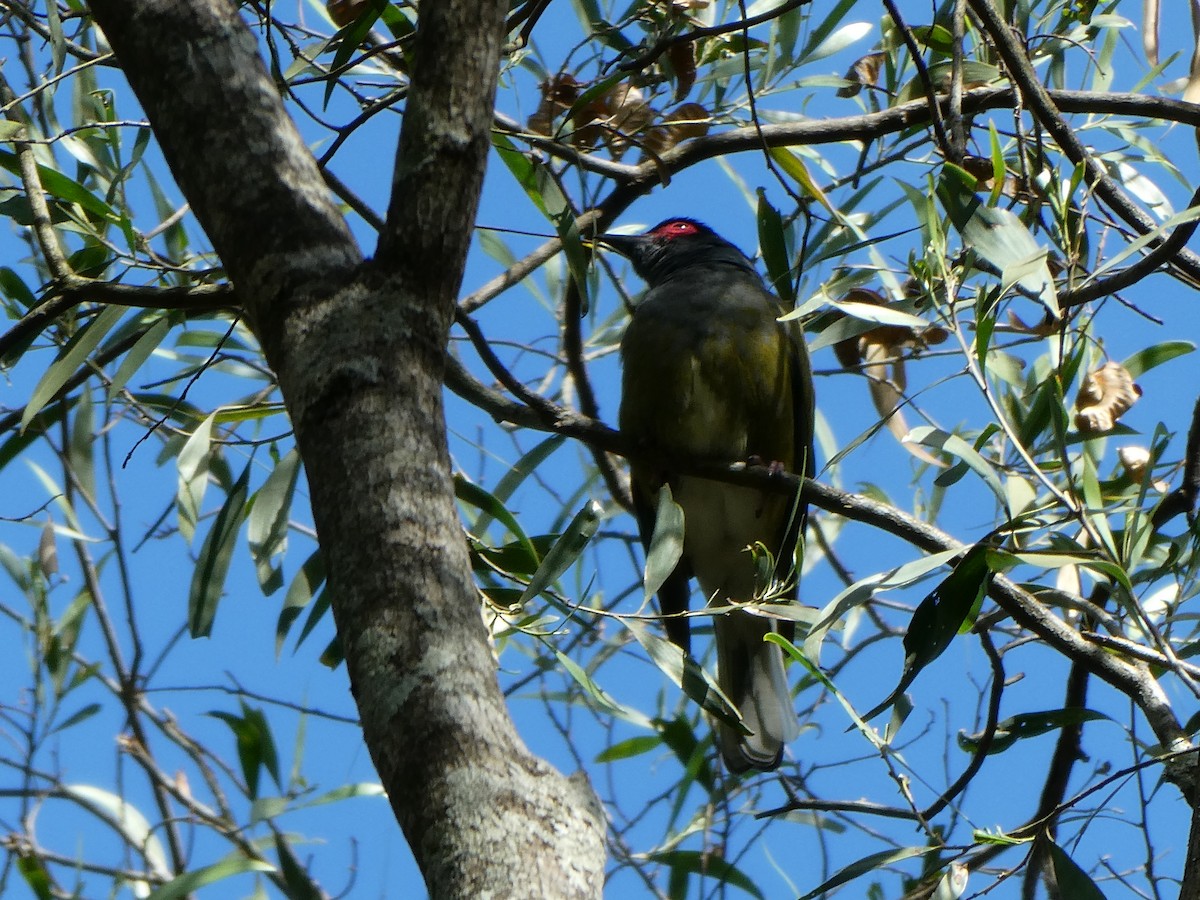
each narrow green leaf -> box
[799,846,940,899]
[108,317,170,399]
[756,190,797,307]
[937,165,1056,314]
[649,850,765,899]
[176,412,217,545]
[248,448,302,595]
[455,473,537,558]
[0,149,121,223]
[188,466,250,638]
[1121,341,1194,378]
[16,852,54,900]
[959,708,1108,755]
[905,426,1007,508]
[555,651,653,728]
[595,734,662,762]
[276,550,326,655]
[49,702,101,735]
[1047,841,1107,899]
[322,0,387,107]
[274,832,323,900]
[623,619,744,731]
[644,486,684,602]
[517,500,602,605]
[145,857,276,900]
[861,543,995,721]
[21,305,124,432]
[767,147,833,214]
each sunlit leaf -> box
[189,466,251,638]
[22,305,125,432]
[644,485,684,602]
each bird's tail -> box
[714,610,800,772]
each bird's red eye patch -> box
[651,220,701,238]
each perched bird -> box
[601,218,815,771]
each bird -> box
[600,217,814,772]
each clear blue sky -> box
[2,1,1200,897]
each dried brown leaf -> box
[668,41,697,101]
[640,102,710,157]
[327,0,371,27]
[838,52,885,98]
[1007,311,1060,336]
[602,83,653,157]
[1074,362,1142,434]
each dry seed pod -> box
[838,52,885,97]
[1074,362,1141,434]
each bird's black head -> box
[599,218,754,286]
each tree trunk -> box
[87,1,606,895]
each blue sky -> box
[2,0,1200,897]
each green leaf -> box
[905,426,1007,508]
[798,846,941,899]
[555,651,653,728]
[804,548,960,664]
[757,190,797,307]
[49,702,101,735]
[517,500,602,605]
[766,148,833,214]
[274,832,323,900]
[322,0,388,107]
[209,702,281,799]
[455,473,537,560]
[145,857,277,900]
[16,852,54,900]
[1121,341,1194,378]
[938,165,1056,314]
[492,133,569,220]
[276,550,326,654]
[1047,841,1107,899]
[649,850,765,899]
[248,448,302,595]
[21,305,125,432]
[959,708,1109,754]
[0,149,122,223]
[483,435,566,526]
[643,486,684,602]
[188,466,250,637]
[594,734,662,762]
[623,619,744,731]
[176,412,217,545]
[862,543,995,721]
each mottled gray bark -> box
[88,1,606,895]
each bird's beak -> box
[595,233,640,259]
